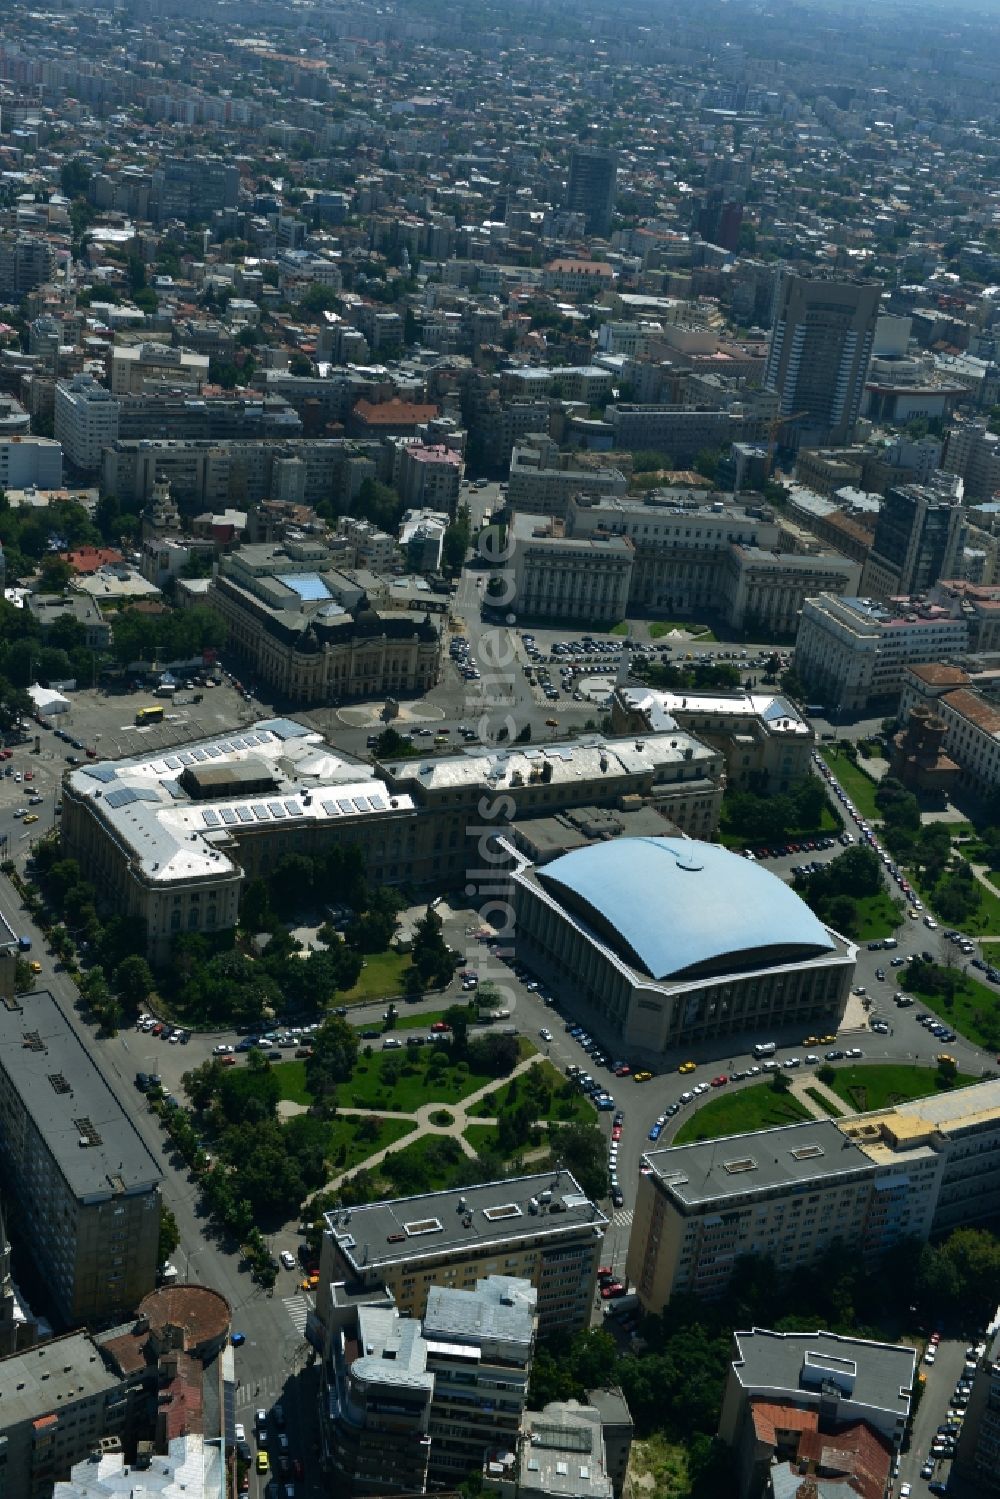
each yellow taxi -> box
[256,1451,269,1474]
[633,1070,653,1083]
[802,1036,819,1046]
[677,1061,696,1074]
[23,814,38,825]
[937,1053,957,1069]
[820,1034,837,1044]
[30,961,42,974]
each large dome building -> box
[507,837,856,1060]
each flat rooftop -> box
[646,1120,872,1208]
[731,1327,915,1420]
[65,718,416,885]
[0,1331,121,1428]
[619,685,811,737]
[0,990,161,1202]
[380,732,719,797]
[325,1172,606,1273]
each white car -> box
[900,1485,911,1498]
[213,1043,234,1055]
[235,1422,246,1443]
[539,1028,552,1042]
[280,1250,296,1270]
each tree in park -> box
[113,955,154,1008]
[305,1016,359,1112]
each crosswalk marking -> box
[282,1294,310,1336]
[612,1209,633,1229]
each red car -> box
[23,770,32,781]
[614,1064,631,1077]
[930,1331,941,1345]
[711,1074,729,1087]
[601,1282,626,1299]
[430,1021,451,1033]
[611,1124,622,1141]
[150,1022,165,1036]
[597,1265,614,1280]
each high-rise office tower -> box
[566,146,617,237]
[862,479,966,599]
[764,272,881,445]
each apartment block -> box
[0,233,54,302]
[319,1174,607,1339]
[0,1332,135,1499]
[862,481,966,599]
[954,1307,1000,1494]
[325,1302,435,1495]
[719,1327,914,1499]
[55,375,120,474]
[942,420,1000,501]
[424,1277,536,1484]
[795,592,969,710]
[0,990,162,1328]
[510,512,633,624]
[764,273,881,446]
[605,404,741,466]
[507,436,627,519]
[0,436,62,490]
[109,342,210,396]
[396,442,462,510]
[899,663,1000,793]
[626,1080,1000,1313]
[566,146,617,236]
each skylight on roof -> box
[723,1157,758,1175]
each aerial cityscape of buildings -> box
[3,0,1000,1493]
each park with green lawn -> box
[468,1059,596,1124]
[825,1062,980,1114]
[276,1044,502,1112]
[673,1082,811,1144]
[900,959,1000,1052]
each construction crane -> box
[764,409,809,478]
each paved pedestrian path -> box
[307,1051,547,1202]
[788,1073,846,1119]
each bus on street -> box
[135,705,165,726]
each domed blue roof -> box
[535,837,836,981]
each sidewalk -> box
[789,1073,846,1119]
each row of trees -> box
[878,777,982,925]
[793,844,894,938]
[722,776,831,844]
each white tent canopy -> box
[28,684,70,715]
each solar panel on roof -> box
[161,779,185,799]
[244,734,259,747]
[179,752,195,766]
[321,800,340,817]
[191,748,208,762]
[251,804,268,821]
[353,796,370,813]
[369,794,385,810]
[203,810,220,828]
[263,718,311,740]
[267,801,286,818]
[231,738,246,751]
[220,807,237,825]
[236,806,253,823]
[217,742,233,753]
[165,756,182,769]
[83,763,117,783]
[204,745,222,758]
[337,799,354,814]
[284,801,303,817]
